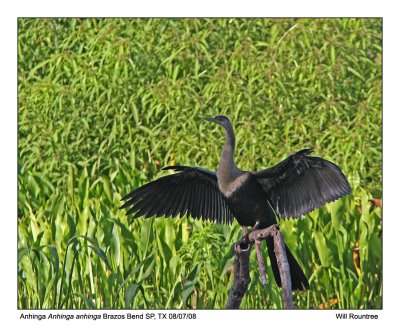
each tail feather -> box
[266,237,309,291]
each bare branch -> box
[273,229,295,309]
[225,242,252,309]
[226,224,295,309]
[255,239,267,286]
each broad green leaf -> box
[124,283,140,308]
[313,231,333,267]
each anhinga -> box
[121,115,351,290]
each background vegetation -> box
[18,18,382,309]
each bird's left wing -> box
[120,166,234,224]
[253,149,351,219]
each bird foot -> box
[236,234,251,251]
[231,237,251,254]
[232,222,261,254]
[239,222,261,249]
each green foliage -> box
[18,18,382,309]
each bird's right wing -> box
[120,166,233,224]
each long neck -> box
[219,123,238,175]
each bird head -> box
[201,115,231,129]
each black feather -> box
[254,149,351,219]
[120,167,234,224]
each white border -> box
[2,1,398,326]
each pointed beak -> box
[201,117,218,123]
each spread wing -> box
[120,166,233,224]
[253,149,351,219]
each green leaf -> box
[102,175,113,202]
[111,224,121,268]
[313,231,333,267]
[67,214,76,239]
[156,232,173,265]
[124,283,140,308]
[74,292,96,309]
[182,263,201,306]
[330,199,344,232]
[68,165,74,199]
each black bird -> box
[121,115,351,290]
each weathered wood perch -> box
[225,224,295,309]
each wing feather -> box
[253,149,351,219]
[121,166,234,224]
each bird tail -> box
[266,237,309,291]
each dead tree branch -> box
[225,224,295,309]
[255,239,267,286]
[225,241,252,309]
